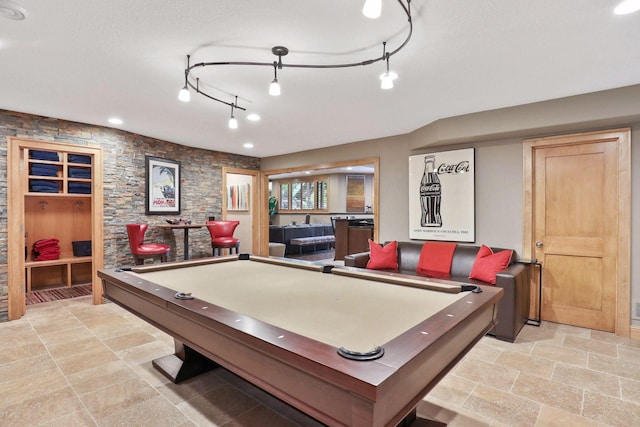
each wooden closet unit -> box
[7,137,104,320]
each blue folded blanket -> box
[30,150,59,161]
[68,167,91,179]
[31,164,59,177]
[30,187,59,193]
[68,154,91,164]
[68,182,91,194]
[29,180,60,193]
[30,180,59,188]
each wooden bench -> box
[25,256,92,293]
[289,235,335,255]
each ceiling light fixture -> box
[228,97,238,129]
[614,0,640,14]
[178,0,412,126]
[379,42,398,89]
[178,56,192,102]
[269,51,285,96]
[228,112,238,129]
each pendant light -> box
[379,43,398,89]
[228,97,238,129]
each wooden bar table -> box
[157,223,205,260]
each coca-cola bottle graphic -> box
[420,155,442,227]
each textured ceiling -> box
[1,1,639,157]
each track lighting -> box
[179,1,412,121]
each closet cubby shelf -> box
[22,146,96,292]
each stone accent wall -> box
[0,110,260,321]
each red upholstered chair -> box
[206,220,240,256]
[126,223,171,265]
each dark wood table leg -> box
[152,340,217,383]
[182,228,190,260]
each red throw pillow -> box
[468,244,513,285]
[366,240,398,270]
[416,241,457,277]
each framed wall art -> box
[227,183,250,211]
[408,148,475,242]
[145,156,181,214]
[346,175,365,213]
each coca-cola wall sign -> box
[408,148,475,242]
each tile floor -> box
[1,296,639,426]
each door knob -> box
[535,241,544,248]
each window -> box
[277,177,328,211]
[317,181,328,210]
[301,182,315,209]
[279,183,289,210]
[291,182,301,209]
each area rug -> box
[26,283,92,305]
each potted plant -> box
[268,196,277,224]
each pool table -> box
[98,255,502,427]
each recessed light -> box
[614,0,640,14]
[243,142,254,149]
[0,0,27,20]
[247,113,260,121]
[108,117,123,125]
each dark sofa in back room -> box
[344,241,531,342]
[269,224,334,255]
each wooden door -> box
[524,129,630,334]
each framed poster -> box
[408,148,475,242]
[145,156,181,214]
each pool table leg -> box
[152,340,218,383]
[397,409,417,426]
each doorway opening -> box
[260,157,380,261]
